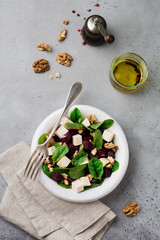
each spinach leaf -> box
[51,142,61,148]
[38,133,47,145]
[93,129,103,150]
[70,108,83,123]
[69,164,87,179]
[52,145,69,165]
[53,167,70,174]
[57,182,72,189]
[90,119,114,130]
[88,158,103,179]
[42,164,52,178]
[71,150,88,167]
[83,179,104,191]
[112,161,119,172]
[65,122,85,130]
[79,144,84,151]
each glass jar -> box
[109,53,148,93]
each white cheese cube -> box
[100,158,110,167]
[60,117,72,126]
[80,176,91,186]
[72,179,84,193]
[80,157,89,165]
[47,146,56,156]
[102,129,115,142]
[82,118,90,127]
[57,156,71,168]
[72,134,82,146]
[55,125,68,139]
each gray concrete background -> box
[0,0,160,239]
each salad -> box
[38,108,119,194]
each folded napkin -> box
[0,142,116,240]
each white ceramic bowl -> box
[31,105,129,203]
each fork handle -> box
[45,82,82,144]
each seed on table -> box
[72,10,75,13]
[82,41,86,45]
[95,3,100,7]
[77,13,80,16]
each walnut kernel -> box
[58,28,67,41]
[88,114,96,124]
[63,20,68,25]
[37,43,52,52]
[32,59,50,73]
[56,52,72,67]
[123,201,140,217]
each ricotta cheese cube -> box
[57,156,71,168]
[47,146,56,156]
[80,157,89,165]
[60,117,72,126]
[55,125,68,139]
[80,176,91,186]
[72,179,84,193]
[82,118,90,127]
[72,134,82,146]
[100,157,110,167]
[102,129,115,142]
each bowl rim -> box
[31,104,129,203]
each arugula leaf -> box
[65,122,85,130]
[52,145,69,165]
[57,182,72,189]
[69,164,87,179]
[70,108,83,123]
[112,161,119,172]
[51,142,61,148]
[90,119,114,130]
[88,158,103,180]
[52,167,70,173]
[93,129,103,150]
[83,179,104,191]
[38,134,47,145]
[71,150,88,167]
[42,164,52,178]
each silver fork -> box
[24,82,82,181]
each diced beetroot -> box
[68,177,76,183]
[83,136,90,141]
[83,139,93,151]
[91,178,100,184]
[54,135,61,142]
[51,172,64,182]
[81,130,90,137]
[88,153,99,159]
[97,148,107,158]
[49,156,53,165]
[107,150,115,158]
[68,129,78,136]
[104,168,112,178]
[61,132,72,144]
[67,143,79,156]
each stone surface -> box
[0,0,160,239]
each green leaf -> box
[71,150,88,166]
[38,134,47,145]
[69,164,87,179]
[93,129,103,150]
[57,182,72,189]
[112,161,119,172]
[90,119,114,130]
[52,145,69,165]
[51,142,61,148]
[70,108,83,123]
[83,179,104,191]
[65,122,85,130]
[79,144,84,151]
[42,164,52,178]
[52,167,70,174]
[88,158,103,179]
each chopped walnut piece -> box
[90,132,95,137]
[56,52,73,67]
[61,173,68,179]
[106,163,112,168]
[37,43,52,52]
[44,156,49,164]
[63,19,68,25]
[50,74,53,79]
[104,142,118,152]
[107,156,115,165]
[123,201,140,217]
[64,179,69,185]
[78,129,83,134]
[32,59,50,73]
[73,150,78,157]
[55,72,61,78]
[57,28,67,41]
[87,114,96,124]
[91,148,97,155]
[87,174,93,181]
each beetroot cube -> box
[83,139,93,151]
[51,172,64,182]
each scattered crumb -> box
[55,72,61,78]
[83,17,86,20]
[63,19,68,25]
[87,9,91,12]
[50,74,53,79]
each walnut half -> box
[123,201,140,217]
[37,43,52,51]
[57,28,67,41]
[56,52,72,67]
[32,59,50,73]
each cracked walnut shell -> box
[57,28,67,41]
[37,43,52,51]
[123,201,140,217]
[56,52,72,67]
[32,59,50,73]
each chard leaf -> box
[79,144,84,151]
[70,108,83,123]
[83,179,104,191]
[90,119,114,130]
[93,129,103,150]
[42,164,52,178]
[71,150,88,167]
[52,145,69,165]
[38,134,47,145]
[69,164,87,179]
[53,167,70,173]
[58,182,72,189]
[51,142,61,148]
[112,161,119,172]
[65,122,85,130]
[88,158,103,180]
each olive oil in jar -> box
[113,60,141,87]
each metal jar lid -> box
[87,15,107,34]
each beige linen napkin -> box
[0,142,116,240]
